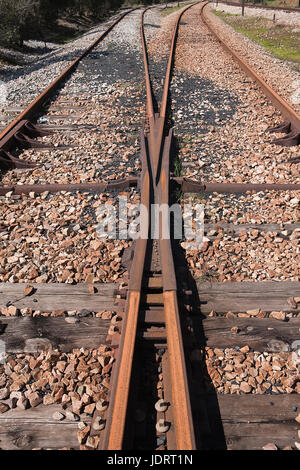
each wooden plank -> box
[0,106,84,113]
[140,327,166,341]
[0,317,110,353]
[195,394,300,450]
[0,282,118,311]
[0,404,91,449]
[143,309,165,324]
[147,277,163,289]
[144,293,164,305]
[194,317,300,352]
[196,281,300,313]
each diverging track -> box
[99,2,197,450]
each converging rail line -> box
[99,2,197,450]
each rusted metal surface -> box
[0,9,135,167]
[101,3,196,450]
[173,177,300,193]
[101,290,141,450]
[201,2,300,146]
[2,177,299,197]
[163,291,195,449]
[0,120,53,170]
[0,177,138,196]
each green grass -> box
[161,2,193,16]
[212,11,300,67]
[173,158,182,177]
[161,5,184,16]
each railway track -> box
[0,2,299,451]
[97,3,197,450]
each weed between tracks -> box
[212,10,300,69]
[161,2,194,17]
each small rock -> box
[72,398,83,414]
[0,402,10,413]
[51,309,65,317]
[93,416,106,431]
[101,311,113,320]
[240,382,251,393]
[295,442,300,450]
[84,403,95,415]
[23,286,34,297]
[7,305,19,316]
[231,326,239,334]
[77,425,90,444]
[52,411,65,421]
[295,413,300,424]
[65,410,80,421]
[247,309,260,316]
[269,311,286,321]
[64,317,79,324]
[28,392,42,407]
[85,436,97,449]
[289,198,299,207]
[262,443,277,450]
[0,387,10,400]
[17,396,29,410]
[287,297,297,309]
[88,285,96,294]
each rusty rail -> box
[201,2,300,146]
[101,3,197,450]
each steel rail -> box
[101,3,197,450]
[142,1,196,449]
[201,2,300,146]
[140,8,154,119]
[100,131,150,450]
[0,9,135,144]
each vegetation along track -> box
[0,1,300,451]
[215,1,300,14]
